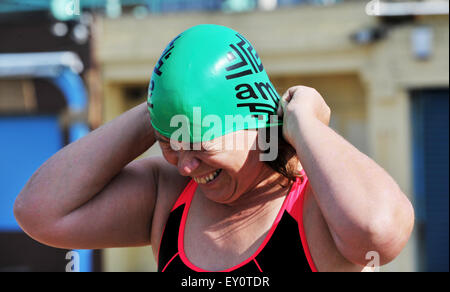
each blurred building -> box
[1,0,448,272]
[0,3,99,271]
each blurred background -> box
[0,0,448,272]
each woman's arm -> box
[279,86,415,266]
[13,102,161,249]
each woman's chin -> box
[202,186,237,205]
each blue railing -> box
[0,52,92,272]
[0,0,344,16]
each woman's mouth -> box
[193,169,222,185]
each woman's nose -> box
[177,152,200,176]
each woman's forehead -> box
[155,129,256,142]
[154,130,170,142]
[155,129,258,152]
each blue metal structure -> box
[0,116,63,230]
[0,0,333,16]
[0,52,91,272]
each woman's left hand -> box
[277,86,331,148]
[277,86,414,267]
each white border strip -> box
[366,0,449,16]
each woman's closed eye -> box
[159,141,174,152]
[159,141,208,154]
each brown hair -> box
[262,125,302,187]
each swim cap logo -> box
[147,80,155,109]
[154,35,182,76]
[149,35,181,110]
[225,34,264,80]
[224,34,279,120]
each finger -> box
[288,86,309,102]
[277,89,292,117]
[277,98,286,117]
[277,97,285,117]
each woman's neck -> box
[227,166,291,209]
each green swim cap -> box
[148,24,282,143]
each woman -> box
[14,25,414,272]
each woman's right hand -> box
[13,102,162,249]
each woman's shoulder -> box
[139,156,190,210]
[142,156,191,248]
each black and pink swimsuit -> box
[158,170,317,272]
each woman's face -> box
[156,129,272,205]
